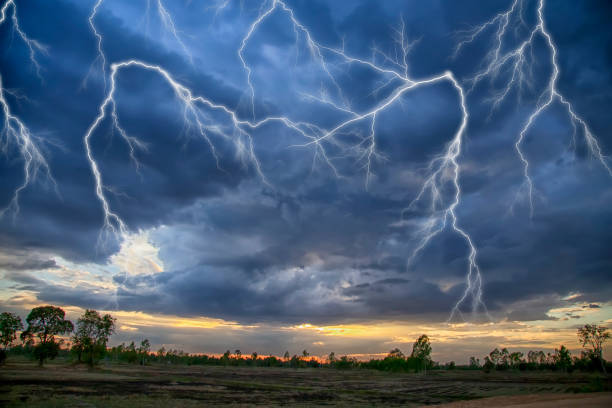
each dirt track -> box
[433,392,612,407]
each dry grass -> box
[1,359,610,407]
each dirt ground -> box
[434,392,612,407]
[1,359,610,407]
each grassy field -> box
[1,359,611,407]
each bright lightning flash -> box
[83,0,491,321]
[455,0,612,217]
[0,0,54,219]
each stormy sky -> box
[0,0,611,360]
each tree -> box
[251,352,258,361]
[469,356,480,369]
[0,312,23,365]
[72,309,115,366]
[509,351,524,368]
[138,339,151,365]
[553,345,571,372]
[488,348,501,367]
[327,351,336,365]
[20,306,73,366]
[411,335,432,373]
[577,324,610,373]
[499,348,510,369]
[0,312,23,350]
[124,341,138,363]
[302,349,309,358]
[283,351,290,360]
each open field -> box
[1,360,611,407]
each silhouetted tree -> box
[20,306,73,366]
[411,335,432,373]
[469,356,480,369]
[139,339,151,365]
[577,324,610,373]
[72,309,115,366]
[327,351,336,365]
[0,312,23,364]
[553,345,571,372]
[499,348,510,369]
[124,342,138,363]
[488,348,501,367]
[509,351,523,368]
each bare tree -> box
[577,324,610,373]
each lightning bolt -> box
[80,0,492,321]
[0,0,54,219]
[455,0,612,217]
[82,0,106,91]
[5,0,603,325]
[155,0,193,64]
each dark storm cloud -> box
[0,0,610,325]
[0,257,55,271]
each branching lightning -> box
[81,0,493,321]
[455,0,612,217]
[3,0,605,322]
[0,0,54,219]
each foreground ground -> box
[1,359,610,407]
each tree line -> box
[1,306,609,373]
[467,324,610,374]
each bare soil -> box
[434,392,612,407]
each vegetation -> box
[1,305,610,376]
[71,309,116,366]
[578,323,610,374]
[20,306,74,366]
[0,312,23,364]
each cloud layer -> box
[0,0,610,341]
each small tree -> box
[553,345,571,372]
[72,309,116,366]
[469,356,480,369]
[0,312,23,350]
[327,351,336,366]
[509,351,524,368]
[577,324,610,373]
[411,335,432,373]
[499,348,510,369]
[0,312,23,364]
[488,348,501,367]
[138,339,151,365]
[20,306,73,366]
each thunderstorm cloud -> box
[0,0,611,356]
